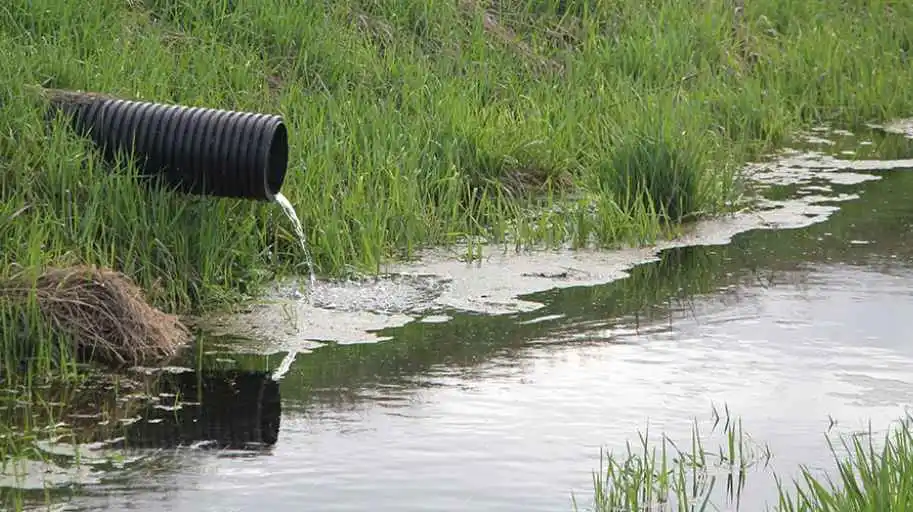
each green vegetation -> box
[2,0,913,504]
[576,407,913,512]
[3,140,913,507]
[2,0,913,371]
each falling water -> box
[272,192,315,383]
[271,350,298,381]
[274,192,317,289]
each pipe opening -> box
[46,89,294,201]
[266,121,289,199]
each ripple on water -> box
[56,267,913,511]
[42,124,913,512]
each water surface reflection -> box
[32,130,913,511]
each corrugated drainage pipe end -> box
[264,119,289,202]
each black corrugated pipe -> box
[45,89,289,201]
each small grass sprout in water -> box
[575,404,772,512]
[578,407,913,512]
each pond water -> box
[6,123,913,511]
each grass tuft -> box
[0,266,190,370]
[776,416,913,512]
[607,125,705,223]
[577,407,913,512]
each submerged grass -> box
[576,406,913,512]
[1,2,913,370]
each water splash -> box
[274,192,316,289]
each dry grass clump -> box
[0,265,191,367]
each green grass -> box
[576,406,913,512]
[1,0,913,371]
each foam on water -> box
[206,126,913,354]
[15,122,913,512]
[872,118,913,138]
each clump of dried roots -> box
[0,265,190,367]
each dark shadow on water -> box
[0,369,280,510]
[7,122,913,511]
[114,369,281,451]
[0,369,281,452]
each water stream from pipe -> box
[274,192,317,289]
[272,192,316,381]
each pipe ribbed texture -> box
[53,92,289,201]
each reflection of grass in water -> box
[222,245,758,407]
[0,373,168,511]
[576,405,913,511]
[852,128,913,160]
[562,245,739,328]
